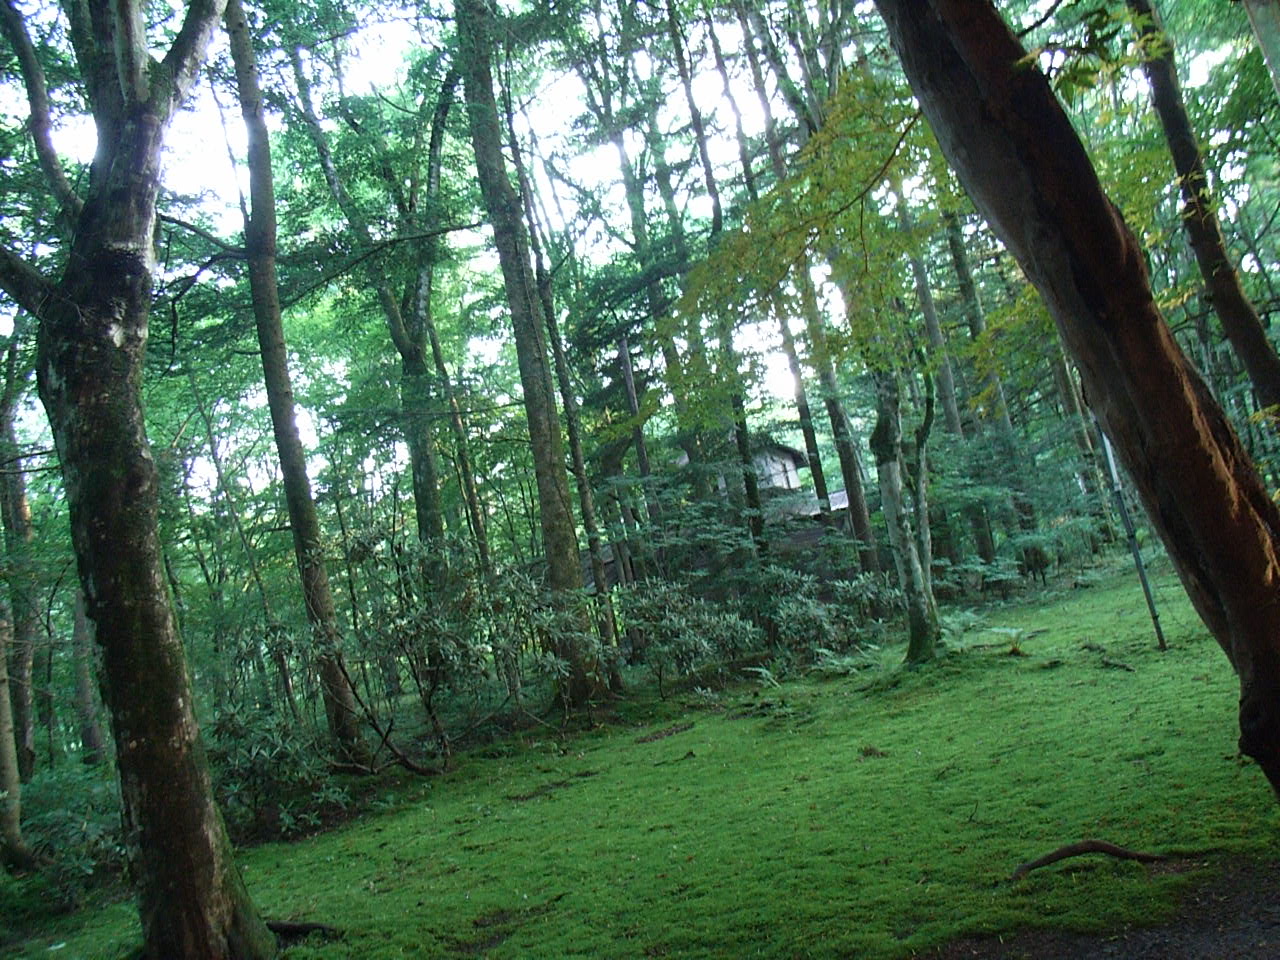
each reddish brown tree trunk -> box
[874,0,1280,796]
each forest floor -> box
[3,553,1279,958]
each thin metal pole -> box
[1094,417,1168,650]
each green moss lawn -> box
[6,557,1278,958]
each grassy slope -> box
[7,558,1279,958]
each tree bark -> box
[869,371,938,662]
[228,0,364,760]
[873,0,1280,796]
[509,109,623,691]
[1127,0,1280,413]
[457,0,605,707]
[0,332,37,781]
[0,599,36,870]
[0,0,279,948]
[71,588,106,766]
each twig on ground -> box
[1011,840,1166,881]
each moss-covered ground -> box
[5,556,1279,958]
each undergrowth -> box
[5,557,1278,958]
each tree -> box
[872,0,1280,797]
[0,598,36,869]
[0,323,38,780]
[456,0,607,707]
[0,0,277,952]
[226,0,365,761]
[1127,0,1280,414]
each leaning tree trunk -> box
[1127,0,1280,413]
[873,0,1280,796]
[509,115,623,691]
[0,0,278,950]
[228,0,364,761]
[457,0,605,708]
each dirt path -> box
[928,856,1280,959]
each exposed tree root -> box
[1011,840,1167,881]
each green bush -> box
[20,762,125,907]
[207,708,350,842]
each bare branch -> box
[0,246,54,319]
[158,0,230,118]
[158,213,245,256]
[0,0,85,219]
[1011,839,1168,880]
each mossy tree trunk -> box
[873,0,1280,796]
[0,0,278,950]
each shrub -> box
[207,707,350,842]
[20,762,125,907]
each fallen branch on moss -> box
[266,920,343,944]
[1010,840,1166,880]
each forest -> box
[3,0,1280,956]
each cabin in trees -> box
[673,437,810,494]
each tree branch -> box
[280,221,483,308]
[110,0,148,103]
[0,246,54,318]
[0,0,84,219]
[158,213,245,256]
[157,0,230,118]
[1011,840,1166,881]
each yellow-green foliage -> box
[6,558,1278,958]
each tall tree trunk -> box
[509,110,623,692]
[666,0,764,551]
[1128,0,1280,412]
[457,0,605,707]
[869,371,938,663]
[896,192,964,437]
[874,0,1280,796]
[0,0,279,946]
[71,588,106,766]
[0,599,36,870]
[0,334,37,781]
[229,0,363,761]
